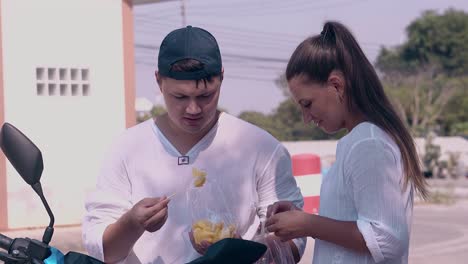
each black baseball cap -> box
[158,25,222,80]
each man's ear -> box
[328,70,345,98]
[155,70,163,92]
[220,67,224,82]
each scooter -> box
[0,123,103,264]
[0,123,268,264]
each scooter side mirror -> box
[0,122,44,186]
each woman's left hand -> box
[265,210,313,242]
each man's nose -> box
[186,99,201,115]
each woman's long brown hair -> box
[286,21,428,199]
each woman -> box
[265,21,427,264]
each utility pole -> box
[181,0,187,27]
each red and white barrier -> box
[292,154,321,214]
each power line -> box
[134,18,304,53]
[134,29,382,64]
[135,17,180,28]
[135,38,381,68]
[135,15,384,50]
[224,74,276,82]
[134,0,181,16]
[135,0,312,20]
[136,16,306,40]
[135,59,278,83]
[184,0,304,12]
[135,25,295,46]
[134,20,304,55]
[134,54,285,68]
[134,0,385,50]
[136,32,295,56]
[166,0,368,18]
[181,0,187,27]
[135,49,288,73]
[134,55,287,72]
[135,43,290,63]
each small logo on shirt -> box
[178,156,190,165]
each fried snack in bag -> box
[192,219,236,244]
[192,167,207,187]
[187,170,237,247]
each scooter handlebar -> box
[0,233,13,251]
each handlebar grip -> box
[32,258,45,264]
[0,233,13,251]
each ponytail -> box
[286,21,428,199]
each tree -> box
[382,66,460,136]
[238,111,282,139]
[440,78,468,135]
[239,75,345,141]
[136,105,166,123]
[377,9,468,76]
[376,9,468,136]
[274,74,290,97]
[271,99,344,141]
[423,131,443,178]
[446,151,461,179]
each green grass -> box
[425,190,456,205]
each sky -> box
[133,0,468,116]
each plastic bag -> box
[186,168,238,247]
[252,222,295,264]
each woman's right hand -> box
[266,201,299,218]
[127,197,170,233]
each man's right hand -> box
[103,197,170,263]
[128,197,170,233]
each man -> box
[82,26,305,263]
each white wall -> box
[2,0,127,228]
[283,136,468,174]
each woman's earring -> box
[336,92,343,103]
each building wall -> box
[284,136,468,174]
[0,0,7,230]
[1,0,129,228]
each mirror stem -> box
[32,182,55,245]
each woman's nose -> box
[302,110,312,124]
